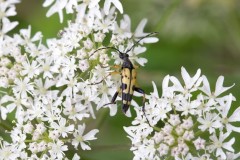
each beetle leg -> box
[133,65,139,69]
[102,88,121,107]
[112,65,121,69]
[89,71,120,85]
[134,87,151,126]
[99,64,109,68]
[134,87,146,111]
[89,73,110,85]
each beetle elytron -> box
[91,32,158,125]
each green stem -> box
[25,139,41,143]
[194,130,202,137]
[165,156,173,160]
[155,0,181,31]
[153,126,161,132]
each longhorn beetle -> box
[91,32,158,125]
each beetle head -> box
[119,52,129,60]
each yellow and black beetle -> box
[91,32,158,124]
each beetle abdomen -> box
[121,68,137,113]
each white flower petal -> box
[83,129,99,141]
[229,107,240,122]
[80,142,91,150]
[223,138,235,152]
[104,0,123,15]
[43,0,54,7]
[226,124,240,133]
[170,76,184,92]
[1,95,14,103]
[216,148,226,159]
[200,75,211,96]
[141,37,159,44]
[215,76,234,97]
[151,81,159,99]
[135,57,147,66]
[134,18,147,37]
[1,107,8,120]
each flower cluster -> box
[0,0,158,159]
[124,67,240,160]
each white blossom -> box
[209,132,235,159]
[72,124,99,150]
[124,68,240,159]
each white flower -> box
[26,100,44,120]
[200,75,234,98]
[198,112,222,133]
[20,60,40,78]
[169,67,202,96]
[16,26,42,46]
[104,0,123,15]
[181,67,202,91]
[0,141,18,160]
[176,99,201,116]
[72,123,99,150]
[112,15,132,39]
[79,86,100,119]
[79,59,90,72]
[125,68,239,159]
[193,137,205,150]
[134,19,159,44]
[209,131,235,159]
[72,153,81,160]
[0,103,8,120]
[83,38,93,50]
[94,31,106,42]
[49,130,61,140]
[128,46,148,66]
[62,57,78,76]
[13,77,34,98]
[51,118,74,138]
[7,69,18,80]
[38,56,60,78]
[218,94,240,133]
[33,78,58,104]
[63,97,90,121]
[37,141,47,152]
[29,142,38,153]
[0,17,18,35]
[23,122,34,134]
[182,130,194,141]
[56,76,79,97]
[134,18,148,37]
[158,143,169,156]
[181,117,193,130]
[0,2,18,19]
[35,122,46,134]
[43,0,68,23]
[48,140,68,159]
[0,0,212,159]
[220,152,240,160]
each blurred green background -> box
[14,0,240,159]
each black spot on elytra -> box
[122,83,127,90]
[122,93,132,101]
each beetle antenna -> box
[125,32,158,53]
[143,111,152,127]
[90,46,121,57]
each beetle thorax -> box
[122,58,134,69]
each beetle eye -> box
[119,53,123,59]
